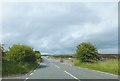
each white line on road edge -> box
[34,70,36,72]
[64,71,80,81]
[26,78,28,79]
[54,65,60,69]
[91,69,118,76]
[30,73,33,75]
[78,67,118,77]
[24,78,28,81]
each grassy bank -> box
[73,59,119,75]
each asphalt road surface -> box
[2,57,119,81]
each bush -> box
[76,42,100,63]
[35,53,41,59]
[3,60,38,76]
[6,44,36,63]
[35,51,41,59]
[2,44,40,76]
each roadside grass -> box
[73,59,119,75]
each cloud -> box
[2,2,118,54]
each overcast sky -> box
[1,2,118,54]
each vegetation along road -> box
[2,57,118,81]
[1,43,119,81]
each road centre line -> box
[64,71,80,81]
[54,65,60,69]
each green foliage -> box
[2,44,40,76]
[35,51,40,54]
[35,50,41,59]
[73,59,119,75]
[3,60,38,76]
[51,54,75,58]
[0,44,5,58]
[0,44,2,60]
[76,42,99,63]
[6,44,36,63]
[35,53,41,59]
[0,44,2,76]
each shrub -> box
[35,51,41,59]
[76,42,100,63]
[35,53,41,59]
[6,44,37,63]
[2,44,40,76]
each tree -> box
[0,44,6,62]
[0,44,2,62]
[0,44,5,55]
[3,44,41,76]
[76,42,100,63]
[6,44,37,63]
[35,51,41,59]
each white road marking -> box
[26,78,28,79]
[91,69,118,76]
[24,77,28,81]
[64,71,80,81]
[78,67,118,77]
[54,65,60,69]
[30,73,33,75]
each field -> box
[50,54,75,58]
[98,54,120,59]
[51,54,120,59]
[73,59,119,75]
[51,54,119,75]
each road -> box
[2,57,118,81]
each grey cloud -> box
[2,2,118,54]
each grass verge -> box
[73,59,119,75]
